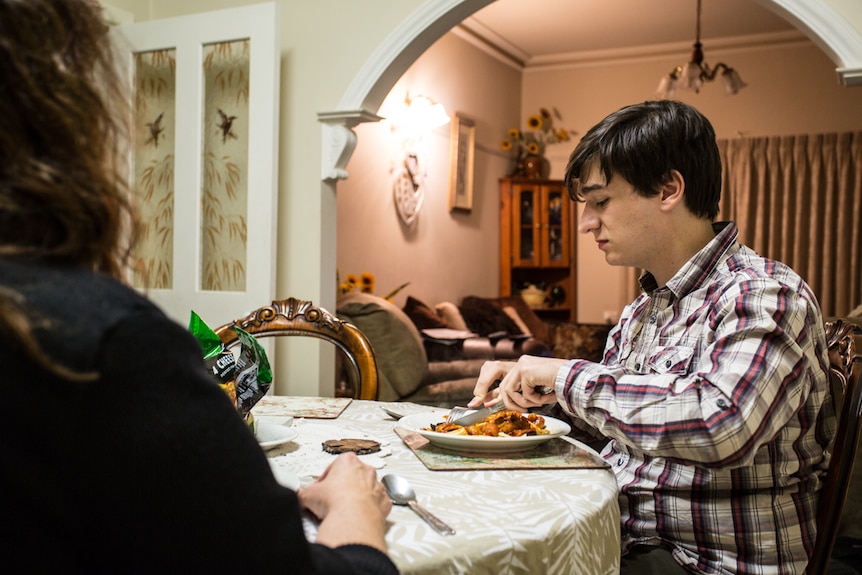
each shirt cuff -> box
[554,359,578,391]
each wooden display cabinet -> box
[499,177,577,321]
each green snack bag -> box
[188,310,236,387]
[188,310,223,359]
[234,326,273,416]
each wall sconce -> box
[657,0,747,99]
[389,93,450,226]
[393,93,450,137]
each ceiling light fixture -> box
[657,0,747,99]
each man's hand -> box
[469,356,568,410]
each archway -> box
[308,0,861,396]
[320,0,862,182]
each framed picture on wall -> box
[448,112,475,212]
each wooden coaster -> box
[322,438,381,455]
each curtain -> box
[717,132,862,318]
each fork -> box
[445,401,506,424]
[445,384,556,423]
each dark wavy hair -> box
[564,100,721,220]
[0,0,139,380]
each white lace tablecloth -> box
[256,399,621,575]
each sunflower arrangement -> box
[500,107,574,167]
[338,271,410,301]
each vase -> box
[522,154,550,179]
[550,285,566,305]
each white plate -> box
[397,411,571,453]
[256,422,299,449]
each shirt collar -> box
[638,221,739,298]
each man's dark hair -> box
[564,100,721,220]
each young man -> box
[471,100,834,575]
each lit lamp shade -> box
[656,74,679,99]
[403,95,450,134]
[721,68,747,95]
[681,62,704,92]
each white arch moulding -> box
[320,0,862,183]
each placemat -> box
[394,427,610,471]
[252,396,352,419]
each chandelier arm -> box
[665,65,683,79]
[701,62,732,82]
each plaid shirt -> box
[558,222,834,575]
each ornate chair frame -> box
[807,319,862,574]
[214,298,378,400]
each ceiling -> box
[460,0,799,67]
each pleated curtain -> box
[718,133,862,318]
[622,132,862,319]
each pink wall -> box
[339,31,862,323]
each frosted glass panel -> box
[201,40,250,291]
[132,49,176,289]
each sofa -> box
[335,292,612,408]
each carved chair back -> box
[807,319,862,575]
[214,298,378,400]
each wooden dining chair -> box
[214,297,379,400]
[807,319,862,575]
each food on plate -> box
[322,438,382,455]
[424,410,549,437]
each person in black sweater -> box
[0,2,398,574]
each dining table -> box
[252,396,621,575]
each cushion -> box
[336,292,427,401]
[435,301,469,331]
[485,296,550,345]
[502,306,532,336]
[458,296,522,337]
[402,296,449,330]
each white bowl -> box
[519,287,545,307]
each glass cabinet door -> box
[540,185,569,267]
[500,178,576,321]
[513,187,539,266]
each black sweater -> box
[0,258,398,575]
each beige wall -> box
[528,38,862,322]
[338,32,519,310]
[107,0,428,396]
[339,28,862,325]
[106,0,862,395]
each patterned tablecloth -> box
[254,399,621,575]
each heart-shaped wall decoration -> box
[393,153,424,226]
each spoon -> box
[382,474,456,536]
[380,406,405,420]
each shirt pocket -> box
[646,346,694,375]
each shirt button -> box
[717,399,728,409]
[617,458,624,467]
[635,363,641,370]
[649,314,657,323]
[665,360,672,368]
